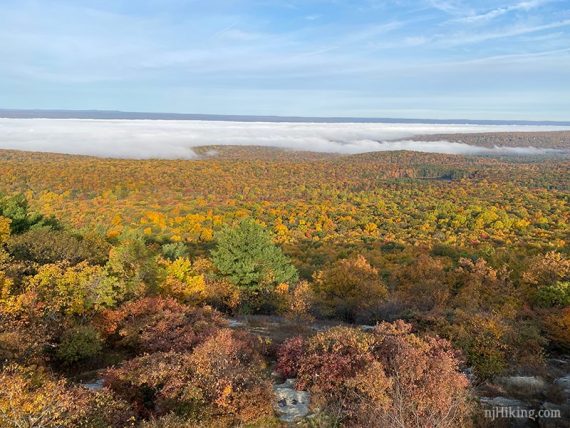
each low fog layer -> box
[0,119,566,159]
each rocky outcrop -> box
[274,379,310,423]
[497,376,547,395]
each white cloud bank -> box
[0,119,567,159]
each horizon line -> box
[1,108,570,127]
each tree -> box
[0,216,9,246]
[29,262,122,316]
[0,216,10,264]
[392,254,450,314]
[161,242,189,261]
[159,257,207,304]
[8,228,111,266]
[106,230,159,297]
[312,255,387,322]
[211,219,298,289]
[0,193,60,234]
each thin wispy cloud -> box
[300,21,406,56]
[0,0,568,119]
[427,0,470,15]
[457,0,553,23]
[440,18,570,47]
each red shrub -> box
[291,321,472,427]
[373,321,471,427]
[103,351,193,418]
[275,336,305,378]
[296,327,375,395]
[189,329,273,423]
[97,297,225,353]
[103,329,273,424]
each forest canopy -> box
[0,146,568,426]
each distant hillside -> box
[408,131,570,149]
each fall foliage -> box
[0,146,568,426]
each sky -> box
[0,0,569,120]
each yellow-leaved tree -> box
[28,262,124,316]
[160,257,207,304]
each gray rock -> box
[479,396,527,408]
[274,378,310,423]
[227,318,246,328]
[498,376,547,394]
[84,378,104,391]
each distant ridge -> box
[1,109,569,126]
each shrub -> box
[56,325,103,364]
[312,255,387,322]
[522,251,570,288]
[188,329,273,423]
[103,352,196,419]
[295,327,376,397]
[0,296,54,364]
[279,321,472,426]
[0,216,10,251]
[204,278,241,314]
[451,257,518,315]
[275,336,305,379]
[534,281,570,308]
[372,321,471,427]
[237,286,287,315]
[283,280,315,322]
[138,413,198,427]
[63,386,135,428]
[104,329,273,424]
[98,297,225,353]
[447,312,510,380]
[392,254,451,313]
[0,364,69,427]
[0,364,133,428]
[507,319,547,368]
[543,307,570,350]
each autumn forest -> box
[0,143,569,427]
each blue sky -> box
[0,0,569,120]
